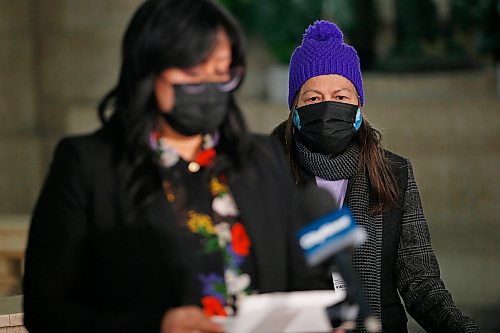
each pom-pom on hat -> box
[288,20,364,109]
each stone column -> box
[0,1,41,213]
[0,0,141,213]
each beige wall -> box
[0,1,40,213]
[0,0,141,213]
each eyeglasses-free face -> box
[297,74,360,108]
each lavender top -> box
[315,177,348,208]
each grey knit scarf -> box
[295,136,383,326]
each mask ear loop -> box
[353,96,362,131]
[292,108,301,130]
[292,95,302,129]
[353,108,362,131]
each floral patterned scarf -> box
[150,132,253,317]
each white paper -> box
[212,290,345,333]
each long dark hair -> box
[272,112,399,214]
[98,0,253,206]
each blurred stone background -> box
[0,0,498,332]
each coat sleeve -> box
[23,138,164,333]
[395,159,479,332]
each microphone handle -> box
[330,252,381,332]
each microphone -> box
[296,185,381,332]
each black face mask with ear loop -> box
[293,101,361,156]
[162,83,230,136]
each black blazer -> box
[23,129,327,333]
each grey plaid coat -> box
[352,153,480,332]
[272,121,479,332]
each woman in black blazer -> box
[22,1,328,332]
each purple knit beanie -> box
[288,20,364,109]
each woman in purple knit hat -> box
[272,20,479,333]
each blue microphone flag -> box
[297,207,366,266]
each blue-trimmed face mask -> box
[293,101,362,155]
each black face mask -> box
[294,101,361,156]
[163,83,230,136]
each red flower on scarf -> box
[231,222,250,256]
[201,296,227,317]
[151,130,161,141]
[196,147,216,167]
